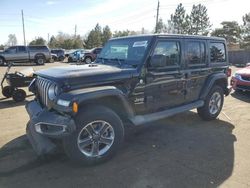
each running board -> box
[130,100,204,126]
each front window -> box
[97,37,152,66]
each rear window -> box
[29,46,49,51]
[210,42,226,62]
[186,41,206,65]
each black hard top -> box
[110,34,225,41]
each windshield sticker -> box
[133,41,148,47]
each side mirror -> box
[149,54,166,68]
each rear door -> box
[16,46,29,62]
[144,38,185,111]
[183,39,209,102]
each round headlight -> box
[48,84,58,100]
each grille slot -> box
[241,76,250,82]
[36,77,54,107]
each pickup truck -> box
[0,45,51,66]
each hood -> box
[236,66,250,75]
[36,64,137,88]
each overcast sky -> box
[0,0,249,45]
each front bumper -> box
[231,77,250,91]
[26,100,76,155]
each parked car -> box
[26,34,231,165]
[81,47,102,63]
[66,49,85,62]
[51,49,65,61]
[0,45,51,65]
[231,65,250,92]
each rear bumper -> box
[26,100,76,155]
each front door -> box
[144,39,185,112]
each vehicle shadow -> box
[0,111,236,188]
[0,94,33,109]
[231,90,250,103]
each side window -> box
[18,46,27,52]
[186,41,206,65]
[210,42,226,62]
[152,41,180,67]
[5,47,17,54]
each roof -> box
[110,34,225,41]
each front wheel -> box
[63,106,124,165]
[0,57,5,66]
[197,85,224,121]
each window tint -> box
[6,47,16,53]
[29,46,49,51]
[210,42,226,62]
[18,46,26,52]
[153,41,180,66]
[186,41,206,65]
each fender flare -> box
[199,73,228,100]
[57,86,135,117]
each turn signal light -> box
[72,102,78,113]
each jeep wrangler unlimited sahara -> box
[26,34,231,165]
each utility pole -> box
[155,1,160,33]
[21,10,26,46]
[47,33,50,45]
[74,24,77,38]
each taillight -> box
[226,68,231,77]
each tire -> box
[63,105,124,165]
[0,57,5,66]
[68,57,73,62]
[12,89,26,102]
[84,57,92,64]
[2,86,14,98]
[197,85,224,121]
[35,55,45,65]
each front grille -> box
[36,77,54,107]
[241,76,250,82]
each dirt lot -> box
[0,62,249,188]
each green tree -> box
[29,37,46,45]
[113,30,130,37]
[84,23,102,49]
[0,44,4,50]
[211,21,241,45]
[73,35,84,49]
[102,25,112,45]
[241,13,250,49]
[6,34,17,46]
[170,3,189,34]
[189,4,211,35]
[155,18,166,33]
[48,35,58,48]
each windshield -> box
[97,36,152,66]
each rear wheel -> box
[35,56,45,65]
[2,86,14,98]
[197,85,224,121]
[63,106,124,165]
[12,89,26,102]
[84,56,92,64]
